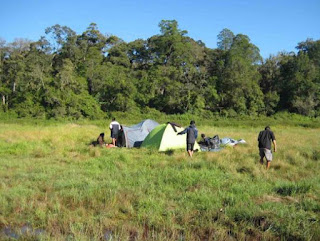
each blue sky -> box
[1,0,319,58]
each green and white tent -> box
[141,123,201,152]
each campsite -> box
[1,1,320,240]
[0,117,319,240]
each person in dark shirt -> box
[97,133,105,147]
[109,117,121,146]
[177,120,198,157]
[117,125,125,147]
[90,133,105,147]
[200,133,211,147]
[258,126,277,169]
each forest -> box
[0,20,319,119]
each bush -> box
[0,110,18,120]
[14,98,46,118]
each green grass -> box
[0,120,319,240]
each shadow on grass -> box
[302,150,320,162]
[272,165,281,170]
[164,150,175,156]
[274,183,312,196]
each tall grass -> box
[0,120,319,240]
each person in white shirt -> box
[109,117,121,146]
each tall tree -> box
[259,55,281,115]
[146,20,208,113]
[127,39,151,70]
[45,24,76,53]
[0,39,7,107]
[279,51,319,116]
[296,38,320,67]
[217,28,234,51]
[218,34,264,115]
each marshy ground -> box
[0,120,319,240]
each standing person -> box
[178,120,198,157]
[258,126,277,169]
[109,118,121,146]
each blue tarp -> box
[123,119,159,148]
[200,137,246,152]
[220,137,246,146]
[200,146,224,152]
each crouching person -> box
[90,133,106,147]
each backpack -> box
[209,135,220,149]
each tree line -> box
[0,20,319,119]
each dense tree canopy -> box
[0,21,319,119]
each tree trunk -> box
[87,77,92,95]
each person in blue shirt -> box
[178,120,198,157]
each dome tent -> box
[141,123,201,152]
[122,119,159,148]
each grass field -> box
[0,119,319,240]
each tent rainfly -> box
[141,123,201,152]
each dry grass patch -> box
[255,195,299,205]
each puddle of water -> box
[3,227,19,239]
[104,230,113,240]
[2,225,118,240]
[1,224,46,239]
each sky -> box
[0,0,319,58]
